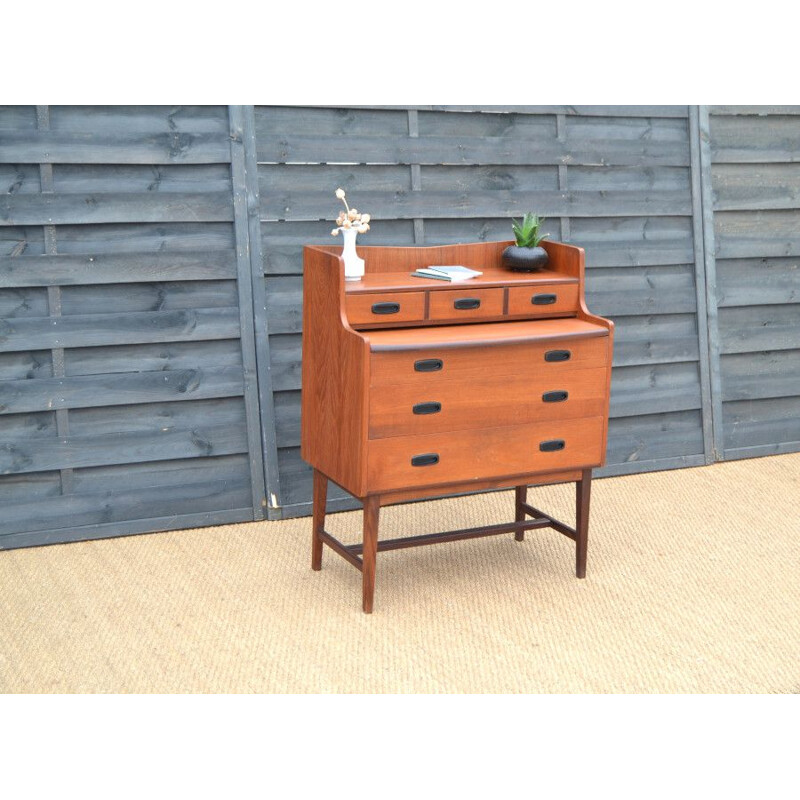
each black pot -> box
[502,245,549,272]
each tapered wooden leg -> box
[361,496,380,614]
[514,485,528,541]
[311,469,327,571]
[576,469,592,578]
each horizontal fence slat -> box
[711,106,800,116]
[67,397,245,438]
[64,339,242,377]
[714,209,800,259]
[711,163,800,213]
[609,363,702,418]
[709,114,800,164]
[721,350,800,401]
[716,256,800,307]
[605,410,705,465]
[0,131,232,165]
[0,471,60,503]
[0,423,248,475]
[0,365,244,414]
[59,280,237,315]
[718,304,800,354]
[300,106,689,118]
[71,452,249,493]
[0,507,254,550]
[721,396,800,451]
[268,333,302,391]
[0,307,240,351]
[0,471,251,536]
[262,189,692,221]
[0,192,234,226]
[587,265,697,316]
[0,251,238,287]
[257,135,690,168]
[0,350,52,381]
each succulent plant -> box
[511,213,549,248]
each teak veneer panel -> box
[507,283,580,317]
[427,287,505,321]
[345,291,426,325]
[300,247,369,496]
[366,416,605,493]
[368,366,608,439]
[364,317,608,352]
[369,335,608,390]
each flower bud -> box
[335,188,346,199]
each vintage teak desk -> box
[301,240,614,613]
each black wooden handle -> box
[371,301,400,315]
[539,439,566,452]
[411,453,440,467]
[532,293,557,305]
[544,349,571,362]
[453,298,481,310]
[542,390,569,403]
[412,401,442,415]
[414,358,443,372]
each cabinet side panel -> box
[300,247,368,495]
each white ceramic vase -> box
[340,227,365,281]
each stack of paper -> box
[411,265,483,282]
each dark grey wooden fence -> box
[700,106,800,461]
[0,105,270,548]
[256,105,714,517]
[1,104,798,545]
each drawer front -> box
[367,417,605,492]
[428,288,504,321]
[346,292,425,326]
[507,284,579,317]
[370,335,609,387]
[369,367,607,438]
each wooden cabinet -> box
[301,239,614,612]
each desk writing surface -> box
[343,267,577,294]
[364,318,609,351]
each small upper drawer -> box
[507,284,579,317]
[346,292,425,327]
[428,287,504,321]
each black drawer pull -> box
[532,293,557,305]
[539,439,566,452]
[371,301,400,315]
[413,401,442,415]
[542,390,569,403]
[411,453,440,467]
[544,350,571,362]
[454,298,481,310]
[414,358,443,372]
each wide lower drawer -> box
[366,417,605,492]
[371,334,609,388]
[346,291,426,326]
[369,367,607,438]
